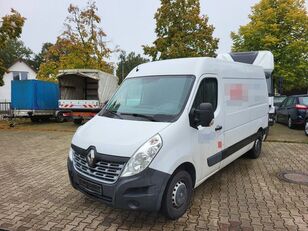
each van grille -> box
[73,151,126,184]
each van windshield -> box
[100,75,195,122]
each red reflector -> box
[295,104,308,109]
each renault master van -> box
[67,57,268,219]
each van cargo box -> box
[11,80,59,110]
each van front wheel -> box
[162,170,193,220]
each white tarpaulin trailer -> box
[57,69,118,124]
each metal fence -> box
[0,102,11,115]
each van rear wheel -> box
[162,170,193,220]
[247,132,263,159]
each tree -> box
[0,9,25,86]
[231,0,308,92]
[0,39,33,69]
[143,0,219,61]
[37,1,113,81]
[116,51,149,84]
[31,42,53,71]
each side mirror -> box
[191,103,214,128]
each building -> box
[0,60,37,102]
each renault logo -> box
[86,149,96,168]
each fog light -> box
[128,200,140,210]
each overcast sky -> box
[1,0,307,64]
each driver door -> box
[190,75,224,180]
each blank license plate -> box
[79,178,102,195]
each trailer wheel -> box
[31,117,39,123]
[73,118,83,125]
[56,113,65,123]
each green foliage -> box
[0,9,25,86]
[143,0,219,61]
[0,39,33,69]
[116,51,149,84]
[37,2,113,81]
[231,0,308,92]
[31,42,53,71]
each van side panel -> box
[221,76,268,166]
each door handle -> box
[215,125,223,131]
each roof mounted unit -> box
[217,51,274,75]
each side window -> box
[12,71,28,81]
[192,78,218,110]
[285,97,294,107]
[280,98,287,107]
[13,72,20,80]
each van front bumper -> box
[67,158,170,211]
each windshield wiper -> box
[105,109,123,119]
[121,113,158,122]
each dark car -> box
[276,95,308,128]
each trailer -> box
[8,80,59,125]
[57,69,118,124]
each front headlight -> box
[68,148,74,161]
[121,134,163,177]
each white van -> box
[67,57,268,219]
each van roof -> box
[126,57,265,80]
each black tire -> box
[56,113,65,123]
[73,118,83,125]
[288,117,294,129]
[247,132,263,159]
[305,120,308,136]
[30,117,39,123]
[162,170,193,220]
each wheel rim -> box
[305,122,308,134]
[288,118,292,127]
[172,181,187,208]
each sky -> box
[1,0,307,65]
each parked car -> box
[67,55,269,219]
[274,95,287,110]
[276,95,308,128]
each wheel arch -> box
[172,162,196,188]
